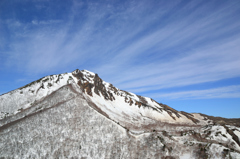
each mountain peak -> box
[0,69,205,126]
[72,69,95,75]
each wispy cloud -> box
[1,0,240,100]
[31,20,62,25]
[115,37,240,93]
[147,85,240,100]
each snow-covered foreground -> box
[0,69,239,158]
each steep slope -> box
[0,69,240,158]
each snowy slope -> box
[0,73,77,119]
[71,69,207,128]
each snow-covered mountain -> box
[0,69,240,158]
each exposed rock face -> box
[0,69,240,158]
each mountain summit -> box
[0,69,240,158]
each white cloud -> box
[104,35,240,94]
[32,20,62,25]
[147,85,240,100]
[1,0,240,100]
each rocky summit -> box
[0,69,240,159]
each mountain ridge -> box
[0,69,207,126]
[0,69,240,158]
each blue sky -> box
[0,0,240,118]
